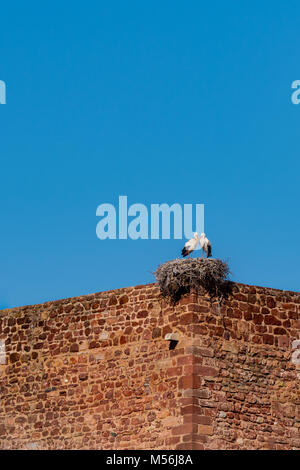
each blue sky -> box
[1,1,300,309]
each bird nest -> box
[154,258,231,303]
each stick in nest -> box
[154,258,232,303]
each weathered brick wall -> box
[183,284,300,450]
[0,281,299,450]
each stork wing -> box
[184,238,193,248]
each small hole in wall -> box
[169,340,178,350]
[164,333,179,350]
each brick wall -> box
[0,281,299,449]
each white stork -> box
[181,232,199,258]
[199,232,212,258]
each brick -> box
[244,311,252,321]
[184,414,213,425]
[181,313,197,324]
[177,355,194,366]
[151,327,161,339]
[165,436,180,446]
[0,281,299,451]
[222,341,239,354]
[181,405,202,415]
[70,343,79,353]
[137,310,148,318]
[252,314,263,325]
[197,366,219,377]
[166,366,182,377]
[195,389,211,399]
[262,334,274,345]
[266,297,276,309]
[172,423,198,436]
[108,295,118,306]
[175,442,198,450]
[119,295,129,305]
[264,315,281,326]
[198,348,214,357]
[198,424,214,435]
[179,375,202,389]
[278,336,290,348]
[10,352,20,363]
[274,327,287,335]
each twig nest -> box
[154,257,231,303]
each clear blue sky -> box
[1,1,300,309]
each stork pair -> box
[181,232,212,259]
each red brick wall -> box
[0,282,299,449]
